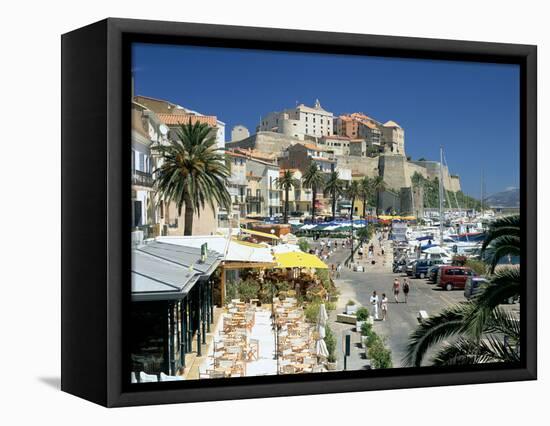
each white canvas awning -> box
[156,235,274,263]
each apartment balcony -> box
[268,198,280,207]
[246,195,264,203]
[132,170,154,188]
[228,175,247,186]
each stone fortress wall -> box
[226,129,462,213]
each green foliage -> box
[325,301,337,311]
[346,299,356,306]
[302,163,325,219]
[465,259,488,276]
[360,321,374,338]
[355,307,370,321]
[452,255,468,266]
[298,238,310,252]
[236,279,260,302]
[411,173,481,210]
[304,302,321,323]
[225,278,261,303]
[152,122,232,235]
[324,324,337,363]
[368,337,393,369]
[225,281,238,303]
[275,170,300,224]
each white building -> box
[231,124,250,142]
[258,99,334,140]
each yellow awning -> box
[274,252,328,269]
[240,228,280,240]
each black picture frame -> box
[61,17,537,407]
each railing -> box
[246,196,264,203]
[132,170,154,188]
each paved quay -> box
[307,235,465,368]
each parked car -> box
[437,266,476,291]
[464,276,489,299]
[413,259,444,279]
[428,264,444,283]
[406,260,417,276]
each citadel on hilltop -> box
[131,95,462,238]
[227,99,460,214]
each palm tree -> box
[372,176,386,217]
[346,180,362,263]
[275,170,299,224]
[481,215,520,272]
[302,163,325,222]
[324,171,344,221]
[359,176,373,219]
[152,121,231,236]
[404,216,521,367]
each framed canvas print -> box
[61,18,537,407]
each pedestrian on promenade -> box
[393,278,400,303]
[370,291,379,320]
[336,263,342,278]
[380,293,388,321]
[403,278,410,303]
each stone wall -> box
[335,155,379,178]
[379,155,411,191]
[225,131,298,155]
[409,160,461,192]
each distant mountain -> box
[485,187,519,208]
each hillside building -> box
[258,100,334,140]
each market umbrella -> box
[315,338,329,358]
[318,303,328,325]
[316,303,328,339]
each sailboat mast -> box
[439,146,444,246]
[480,168,484,216]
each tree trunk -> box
[376,191,380,218]
[362,195,367,219]
[183,197,194,236]
[350,195,355,262]
[332,189,336,221]
[284,187,289,224]
[311,186,317,222]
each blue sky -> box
[132,43,520,197]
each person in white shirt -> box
[370,291,379,320]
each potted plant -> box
[345,299,357,315]
[325,353,338,371]
[355,307,369,332]
[360,321,373,349]
[324,325,338,370]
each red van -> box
[437,266,476,291]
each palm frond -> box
[403,303,472,367]
[463,267,520,338]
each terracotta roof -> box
[226,151,249,160]
[233,148,276,161]
[302,143,327,152]
[321,135,352,141]
[157,113,217,127]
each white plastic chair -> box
[160,372,184,381]
[130,372,137,383]
[139,371,158,383]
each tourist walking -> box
[336,263,342,278]
[380,293,388,321]
[403,278,410,303]
[392,278,400,303]
[370,291,379,320]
